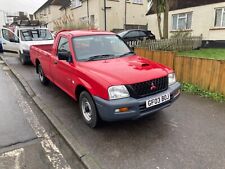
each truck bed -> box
[30,44,53,66]
[31,44,53,53]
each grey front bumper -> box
[94,82,181,122]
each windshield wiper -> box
[87,54,115,61]
[117,51,135,58]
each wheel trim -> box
[39,66,44,82]
[81,98,92,122]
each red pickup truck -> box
[30,30,181,128]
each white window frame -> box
[214,7,225,28]
[172,12,192,31]
[132,0,143,4]
[71,0,82,9]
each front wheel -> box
[19,52,26,65]
[79,91,99,128]
[38,64,49,86]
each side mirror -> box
[58,51,73,63]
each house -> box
[34,0,66,31]
[147,0,225,47]
[34,0,149,32]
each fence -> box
[134,48,225,96]
[127,36,202,51]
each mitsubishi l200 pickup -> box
[30,30,181,128]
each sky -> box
[0,0,48,14]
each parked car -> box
[0,37,3,53]
[117,29,155,42]
[0,26,54,64]
[30,30,180,128]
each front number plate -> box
[146,93,170,108]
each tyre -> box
[79,91,99,128]
[19,52,26,65]
[38,64,49,86]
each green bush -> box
[182,82,225,102]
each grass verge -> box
[182,83,225,102]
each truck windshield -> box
[20,29,53,41]
[72,35,132,61]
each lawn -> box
[178,48,225,60]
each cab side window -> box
[2,29,19,42]
[57,37,72,62]
[2,29,10,41]
[58,37,70,54]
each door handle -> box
[53,60,58,64]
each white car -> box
[1,27,54,64]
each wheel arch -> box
[75,85,90,101]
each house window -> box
[172,12,192,30]
[214,8,225,27]
[71,0,82,8]
[132,0,143,4]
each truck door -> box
[1,28,20,53]
[51,36,74,96]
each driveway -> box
[2,53,225,169]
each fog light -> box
[115,107,129,113]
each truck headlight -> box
[108,85,130,100]
[168,73,176,86]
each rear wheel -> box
[38,64,49,86]
[79,91,99,128]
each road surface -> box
[1,53,225,169]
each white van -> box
[1,26,54,64]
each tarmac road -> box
[2,53,225,169]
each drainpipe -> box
[124,0,127,30]
[104,0,107,30]
[87,0,89,25]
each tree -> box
[150,0,171,39]
[163,0,169,39]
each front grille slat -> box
[126,76,168,99]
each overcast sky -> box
[0,0,48,14]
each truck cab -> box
[1,22,54,64]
